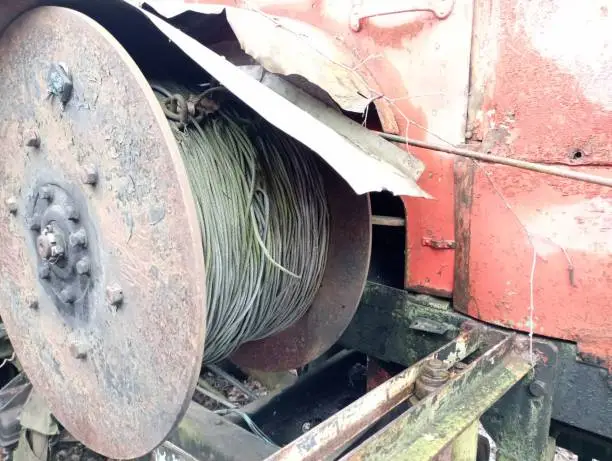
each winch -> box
[1,2,611,461]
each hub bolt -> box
[107,284,124,307]
[82,165,99,186]
[76,257,91,275]
[38,263,51,280]
[29,214,41,231]
[6,197,18,215]
[25,295,39,310]
[65,206,79,222]
[37,231,65,260]
[25,131,40,148]
[69,229,87,248]
[70,340,88,360]
[59,287,76,304]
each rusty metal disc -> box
[0,7,206,458]
[232,167,371,371]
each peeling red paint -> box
[461,0,612,366]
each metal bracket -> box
[350,0,456,32]
[422,237,457,250]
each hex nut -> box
[65,206,79,222]
[29,214,42,231]
[36,234,53,260]
[107,284,124,306]
[69,229,87,248]
[38,263,51,280]
[60,287,76,304]
[76,257,90,275]
[25,295,39,310]
[82,165,99,185]
[528,379,546,398]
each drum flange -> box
[0,7,206,458]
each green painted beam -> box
[341,335,532,461]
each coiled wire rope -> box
[152,83,329,364]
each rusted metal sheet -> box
[124,2,429,198]
[0,7,206,458]
[263,324,482,461]
[232,167,371,371]
[340,335,531,460]
[460,0,612,368]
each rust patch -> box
[453,157,476,314]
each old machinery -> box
[0,1,611,461]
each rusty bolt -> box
[70,340,88,360]
[59,287,76,304]
[82,165,98,186]
[415,358,450,400]
[36,234,53,260]
[39,187,54,202]
[65,206,79,222]
[47,63,73,104]
[37,232,65,260]
[76,257,90,275]
[25,295,39,310]
[6,197,18,214]
[69,229,87,248]
[25,130,40,148]
[528,379,547,398]
[38,263,51,280]
[107,284,124,307]
[29,214,41,231]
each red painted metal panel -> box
[460,0,612,366]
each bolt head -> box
[301,422,312,433]
[76,257,90,275]
[59,287,76,304]
[25,295,39,310]
[6,197,18,214]
[528,379,547,398]
[69,229,87,248]
[47,63,73,104]
[65,206,79,222]
[25,131,40,148]
[82,165,98,186]
[28,214,42,231]
[36,235,53,259]
[107,284,124,307]
[38,263,51,280]
[70,340,88,359]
